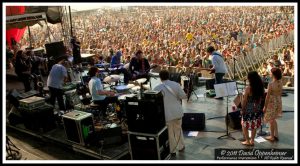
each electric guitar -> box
[133,64,158,78]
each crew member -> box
[129,50,151,81]
[47,55,69,111]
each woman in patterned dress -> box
[241,71,265,146]
[263,68,283,141]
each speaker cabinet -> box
[182,113,206,131]
[125,91,165,134]
[225,111,242,130]
[45,41,65,58]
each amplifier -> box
[128,126,170,160]
[225,111,242,130]
[126,91,165,134]
[62,110,95,146]
[19,96,45,110]
[182,113,206,131]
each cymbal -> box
[126,84,135,89]
[103,75,120,83]
[143,84,151,90]
[131,86,141,91]
[135,78,147,84]
[115,85,130,93]
[124,63,130,69]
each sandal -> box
[241,141,252,146]
[265,136,275,141]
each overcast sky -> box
[70,5,122,11]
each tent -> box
[6,6,63,47]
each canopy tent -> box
[6,6,63,47]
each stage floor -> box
[5,74,295,160]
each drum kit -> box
[113,78,150,94]
[103,75,121,84]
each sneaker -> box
[214,97,224,100]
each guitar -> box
[133,64,158,78]
[185,65,215,74]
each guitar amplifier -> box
[19,96,45,110]
[125,92,165,134]
[62,110,95,146]
[182,113,206,131]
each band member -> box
[47,56,69,111]
[88,67,118,117]
[206,46,228,99]
[154,70,187,156]
[110,50,131,84]
[129,50,151,81]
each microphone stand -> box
[233,53,236,81]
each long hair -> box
[247,71,265,101]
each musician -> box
[46,55,69,111]
[129,50,151,81]
[154,70,187,156]
[207,46,228,99]
[207,46,228,83]
[110,50,131,84]
[88,67,118,117]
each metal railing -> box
[225,30,294,80]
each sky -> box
[70,5,122,11]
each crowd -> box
[6,6,295,151]
[9,6,294,76]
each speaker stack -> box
[125,91,170,160]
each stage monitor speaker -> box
[125,91,165,134]
[225,111,242,130]
[45,41,65,58]
[182,113,205,131]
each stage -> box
[7,123,129,160]
[5,74,295,160]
